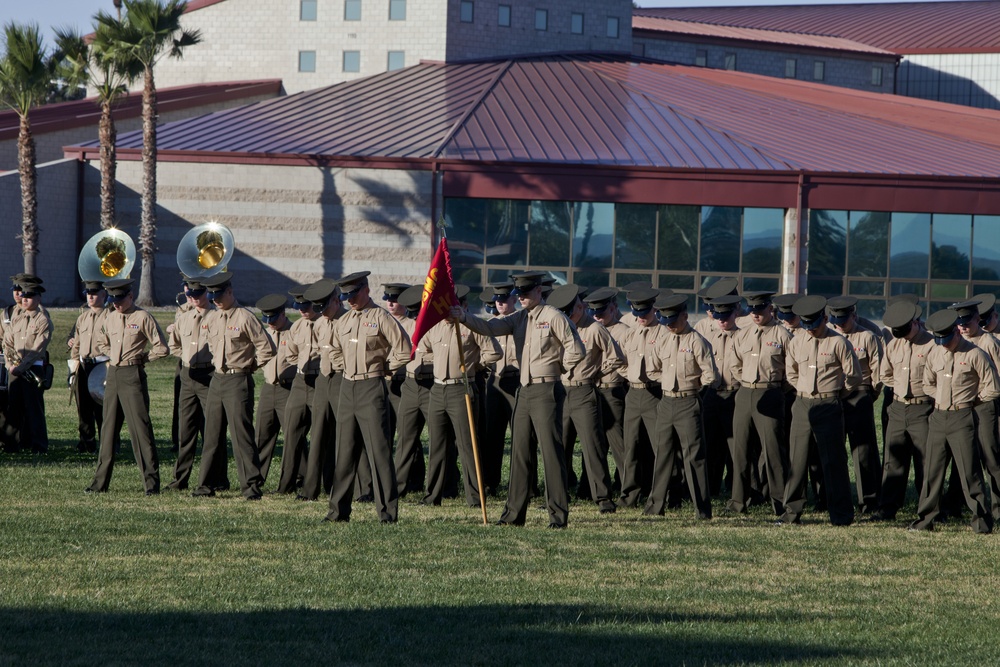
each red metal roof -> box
[0,80,281,142]
[635,1,1000,55]
[632,16,896,58]
[68,54,1000,179]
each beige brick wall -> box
[81,159,436,304]
[147,0,633,95]
[0,159,82,305]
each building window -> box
[695,49,707,67]
[345,0,361,21]
[460,1,473,23]
[571,12,584,35]
[724,53,737,70]
[298,50,316,72]
[387,50,404,71]
[498,4,511,27]
[784,58,796,78]
[389,0,405,20]
[814,61,825,81]
[535,9,547,31]
[343,50,360,72]
[300,0,317,21]
[607,16,620,39]
[872,65,883,86]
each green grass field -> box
[1,310,999,666]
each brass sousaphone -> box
[176,221,235,279]
[77,228,137,404]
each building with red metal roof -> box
[52,54,1000,316]
[639,1,1000,109]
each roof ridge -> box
[430,60,514,159]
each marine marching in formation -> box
[4,236,1000,532]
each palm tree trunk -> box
[18,115,38,276]
[136,63,157,306]
[99,99,117,230]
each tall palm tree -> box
[102,0,200,305]
[0,22,48,275]
[86,19,143,230]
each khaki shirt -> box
[618,321,663,384]
[169,306,216,367]
[101,305,169,366]
[494,327,519,377]
[702,322,741,390]
[649,323,718,392]
[881,330,935,399]
[204,302,275,372]
[839,327,882,388]
[262,319,296,384]
[3,307,53,373]
[331,298,412,380]
[965,329,1000,374]
[601,318,630,385]
[564,314,623,384]
[924,337,1000,408]
[786,329,861,397]
[398,317,428,376]
[730,320,792,385]
[316,308,348,376]
[285,317,322,374]
[70,307,109,361]
[420,319,501,380]
[462,304,584,386]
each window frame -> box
[389,0,406,21]
[535,8,548,31]
[498,4,511,27]
[299,0,317,21]
[343,50,361,73]
[387,50,405,71]
[460,1,474,23]
[298,50,317,73]
[571,12,584,35]
[344,0,361,21]
[814,60,826,81]
[606,16,620,39]
[724,53,737,71]
[784,58,796,78]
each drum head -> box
[88,362,107,405]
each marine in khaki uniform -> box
[978,294,999,335]
[583,287,631,494]
[950,299,1000,524]
[694,278,754,340]
[324,271,412,523]
[3,278,52,454]
[616,288,664,509]
[480,282,520,496]
[699,294,742,497]
[781,296,861,526]
[393,285,432,497]
[910,309,997,533]
[254,294,296,485]
[191,273,275,500]
[827,296,883,515]
[645,294,718,519]
[868,301,931,522]
[383,283,411,445]
[86,279,169,494]
[166,276,225,491]
[276,285,321,494]
[456,271,585,528]
[726,292,792,515]
[419,285,502,507]
[67,281,109,453]
[550,284,622,514]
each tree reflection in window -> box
[699,206,740,273]
[848,211,889,277]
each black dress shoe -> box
[246,493,262,501]
[191,487,216,498]
[145,489,159,496]
[547,522,567,529]
[599,506,616,514]
[356,494,374,503]
[296,494,315,501]
[84,487,104,494]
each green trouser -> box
[256,380,291,485]
[645,394,711,518]
[878,400,930,517]
[843,388,882,514]
[195,372,263,498]
[171,367,227,490]
[88,365,158,493]
[425,383,481,506]
[277,372,315,494]
[394,375,431,496]
[618,385,660,508]
[728,386,786,514]
[563,384,615,511]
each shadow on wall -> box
[0,604,879,665]
[897,60,1000,110]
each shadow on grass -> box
[0,604,879,665]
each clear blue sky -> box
[1,0,970,50]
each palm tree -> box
[47,28,90,102]
[86,19,143,230]
[101,0,201,305]
[0,22,49,275]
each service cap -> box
[510,271,547,294]
[951,299,981,323]
[398,285,424,312]
[792,295,827,330]
[975,293,997,319]
[708,294,741,319]
[826,295,858,325]
[926,308,960,344]
[256,294,287,323]
[488,282,515,301]
[547,284,581,313]
[698,277,738,300]
[82,280,105,292]
[335,271,371,300]
[655,293,688,325]
[104,278,134,300]
[742,291,774,310]
[382,283,410,301]
[883,301,918,336]
[303,279,337,305]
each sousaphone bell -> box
[176,222,234,278]
[78,228,136,282]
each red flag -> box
[410,238,459,357]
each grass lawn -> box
[1,309,999,666]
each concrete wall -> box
[445,0,632,61]
[147,0,633,95]
[0,92,280,172]
[81,159,436,305]
[635,35,896,94]
[0,159,82,305]
[899,53,1000,110]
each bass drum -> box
[88,361,108,405]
